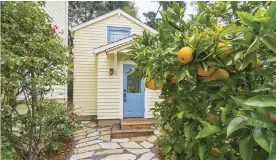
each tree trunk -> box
[28,72,37,160]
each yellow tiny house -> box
[71,9,161,122]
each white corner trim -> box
[92,37,133,54]
[70,9,157,34]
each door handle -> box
[123,89,126,102]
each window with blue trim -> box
[107,26,131,43]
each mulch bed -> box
[50,139,74,160]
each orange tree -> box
[127,1,276,160]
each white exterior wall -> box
[73,13,161,118]
[44,1,68,101]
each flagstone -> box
[147,135,157,143]
[101,154,136,160]
[101,130,111,135]
[87,132,99,137]
[97,127,111,132]
[111,138,129,143]
[99,135,111,141]
[140,141,154,148]
[70,151,95,160]
[94,149,124,155]
[74,135,86,141]
[74,144,101,154]
[120,142,142,149]
[130,136,148,142]
[126,149,150,155]
[77,136,100,144]
[137,152,155,160]
[99,142,121,149]
[76,140,103,148]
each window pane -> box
[109,29,130,43]
[127,69,141,93]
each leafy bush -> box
[1,100,78,160]
[1,2,73,160]
[127,1,276,160]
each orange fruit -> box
[206,69,229,81]
[145,80,156,90]
[198,65,216,77]
[217,42,230,58]
[171,76,177,83]
[178,47,194,64]
[270,114,276,122]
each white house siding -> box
[73,14,146,116]
[44,1,68,101]
[96,50,161,119]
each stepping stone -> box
[87,122,96,128]
[154,130,160,135]
[101,130,111,135]
[120,142,143,149]
[77,136,100,144]
[70,151,95,160]
[81,121,91,124]
[147,135,157,143]
[99,142,121,149]
[127,149,150,155]
[74,135,86,141]
[75,127,91,134]
[86,129,97,133]
[99,135,111,141]
[130,136,148,142]
[112,138,129,143]
[97,127,111,132]
[140,141,153,148]
[94,149,124,155]
[137,152,155,160]
[101,154,136,160]
[87,132,99,137]
[75,132,87,137]
[76,140,103,148]
[74,144,101,154]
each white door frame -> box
[119,60,148,119]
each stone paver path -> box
[69,121,159,160]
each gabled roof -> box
[70,9,157,33]
[92,35,135,54]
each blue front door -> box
[123,64,144,118]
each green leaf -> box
[267,2,276,26]
[195,125,221,139]
[174,143,182,154]
[244,95,276,107]
[237,12,260,29]
[261,34,276,53]
[252,127,270,152]
[239,135,253,160]
[177,111,185,119]
[206,80,227,87]
[164,146,172,154]
[197,2,206,14]
[227,117,244,137]
[231,96,247,106]
[269,138,276,160]
[199,145,206,160]
[246,36,259,54]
